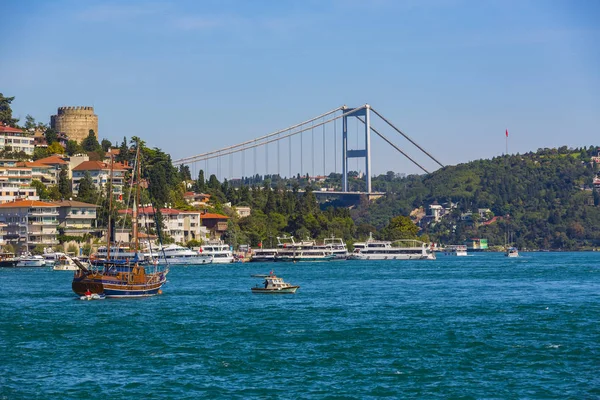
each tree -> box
[66,140,83,156]
[0,93,18,126]
[31,180,49,199]
[45,128,58,145]
[76,171,97,203]
[179,164,191,181]
[195,169,206,192]
[58,166,72,199]
[116,137,129,163]
[32,147,49,161]
[101,139,112,152]
[47,142,65,154]
[379,215,419,241]
[82,130,101,152]
[32,244,46,255]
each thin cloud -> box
[76,3,167,22]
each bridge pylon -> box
[342,104,371,193]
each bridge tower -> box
[342,104,371,193]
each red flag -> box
[258,242,262,248]
[505,129,509,137]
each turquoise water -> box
[1,252,599,399]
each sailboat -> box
[504,217,519,258]
[71,145,169,298]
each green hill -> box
[359,146,600,250]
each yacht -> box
[16,254,46,267]
[200,240,234,263]
[349,234,435,260]
[274,236,335,262]
[151,244,213,265]
[443,245,468,256]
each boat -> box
[91,245,152,266]
[53,254,87,271]
[151,243,213,265]
[443,245,468,256]
[249,248,278,262]
[251,271,299,294]
[505,246,519,258]
[0,252,18,267]
[319,236,348,260]
[349,233,435,260]
[16,254,46,267]
[80,292,106,301]
[274,235,335,262]
[72,144,169,298]
[200,240,234,263]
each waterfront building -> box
[119,207,209,244]
[0,199,58,251]
[53,200,99,237]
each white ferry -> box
[349,233,435,260]
[315,236,348,260]
[151,244,213,265]
[274,236,334,262]
[250,248,278,262]
[442,245,468,256]
[200,240,234,263]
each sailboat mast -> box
[134,145,141,253]
[106,154,115,260]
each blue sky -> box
[2,0,599,178]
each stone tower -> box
[50,106,98,143]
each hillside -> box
[357,146,600,250]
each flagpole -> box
[505,129,508,156]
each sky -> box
[2,0,599,179]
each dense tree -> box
[0,93,18,126]
[76,172,97,203]
[82,130,101,152]
[45,128,58,145]
[47,142,64,154]
[101,139,112,152]
[58,166,72,199]
[65,140,83,156]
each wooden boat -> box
[0,252,18,267]
[251,271,299,294]
[71,144,169,298]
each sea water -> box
[1,252,599,399]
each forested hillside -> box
[360,146,600,250]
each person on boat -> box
[264,280,268,288]
[85,288,92,296]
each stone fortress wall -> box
[50,106,98,143]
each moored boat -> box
[0,252,18,267]
[274,235,335,262]
[443,245,468,256]
[349,233,435,260]
[249,248,278,262]
[200,240,234,263]
[251,271,299,294]
[16,254,46,267]
[151,244,213,265]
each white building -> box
[0,199,58,251]
[0,124,35,155]
[72,160,131,197]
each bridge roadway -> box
[303,190,386,205]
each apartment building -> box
[0,199,58,251]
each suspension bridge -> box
[173,104,444,196]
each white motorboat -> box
[16,254,46,267]
[505,247,519,258]
[251,271,299,294]
[80,293,106,300]
[200,240,234,263]
[150,244,213,265]
[349,233,435,260]
[53,254,87,271]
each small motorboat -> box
[80,292,106,301]
[251,271,299,294]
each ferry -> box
[249,248,278,262]
[316,236,348,260]
[349,233,435,260]
[274,236,334,262]
[442,245,468,256]
[200,240,234,263]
